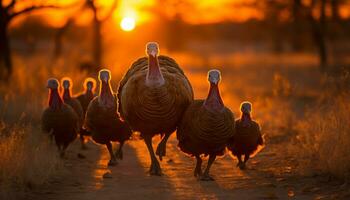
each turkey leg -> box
[156,132,171,161]
[236,154,244,169]
[106,142,117,166]
[144,134,162,176]
[115,141,124,160]
[200,154,216,181]
[241,154,250,169]
[194,155,202,177]
[60,143,68,158]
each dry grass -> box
[0,124,62,199]
[291,94,350,179]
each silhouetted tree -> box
[0,0,58,80]
[84,0,117,71]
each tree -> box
[53,0,117,72]
[84,0,117,71]
[0,0,60,80]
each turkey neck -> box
[49,89,63,110]
[241,113,252,126]
[99,81,114,107]
[146,55,165,86]
[85,89,94,100]
[204,82,224,112]
[63,88,71,101]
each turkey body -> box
[42,80,79,157]
[42,105,79,149]
[85,96,131,145]
[176,69,234,180]
[84,69,132,166]
[77,92,96,114]
[118,56,193,135]
[64,97,84,126]
[227,119,263,169]
[118,53,193,175]
[76,90,96,141]
[177,100,235,157]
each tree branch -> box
[9,5,59,20]
[101,0,118,22]
[5,0,16,11]
[8,1,81,21]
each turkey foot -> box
[106,142,118,166]
[200,154,216,181]
[236,155,243,168]
[149,160,162,176]
[144,134,162,176]
[156,133,171,161]
[200,173,215,181]
[115,142,124,160]
[194,155,202,177]
[108,158,118,166]
[238,162,246,170]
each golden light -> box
[120,17,136,32]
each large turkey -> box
[117,42,193,175]
[41,78,79,157]
[76,77,97,149]
[85,69,132,166]
[227,101,264,170]
[61,77,85,149]
[177,69,235,181]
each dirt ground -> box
[23,133,350,200]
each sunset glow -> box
[120,17,136,31]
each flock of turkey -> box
[41,42,264,181]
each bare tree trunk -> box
[319,0,328,71]
[331,0,340,22]
[53,19,73,59]
[92,10,102,69]
[292,0,303,51]
[0,15,12,80]
[308,0,328,72]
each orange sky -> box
[4,0,350,28]
[5,0,263,27]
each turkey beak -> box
[150,50,157,57]
[211,78,219,85]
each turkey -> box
[177,69,235,181]
[227,101,264,170]
[77,77,97,113]
[76,77,97,149]
[61,77,85,149]
[117,42,193,175]
[41,78,79,157]
[85,69,132,166]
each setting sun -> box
[120,17,136,32]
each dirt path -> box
[26,134,350,200]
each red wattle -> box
[204,82,224,111]
[99,81,114,107]
[49,89,63,110]
[63,89,71,101]
[241,113,252,126]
